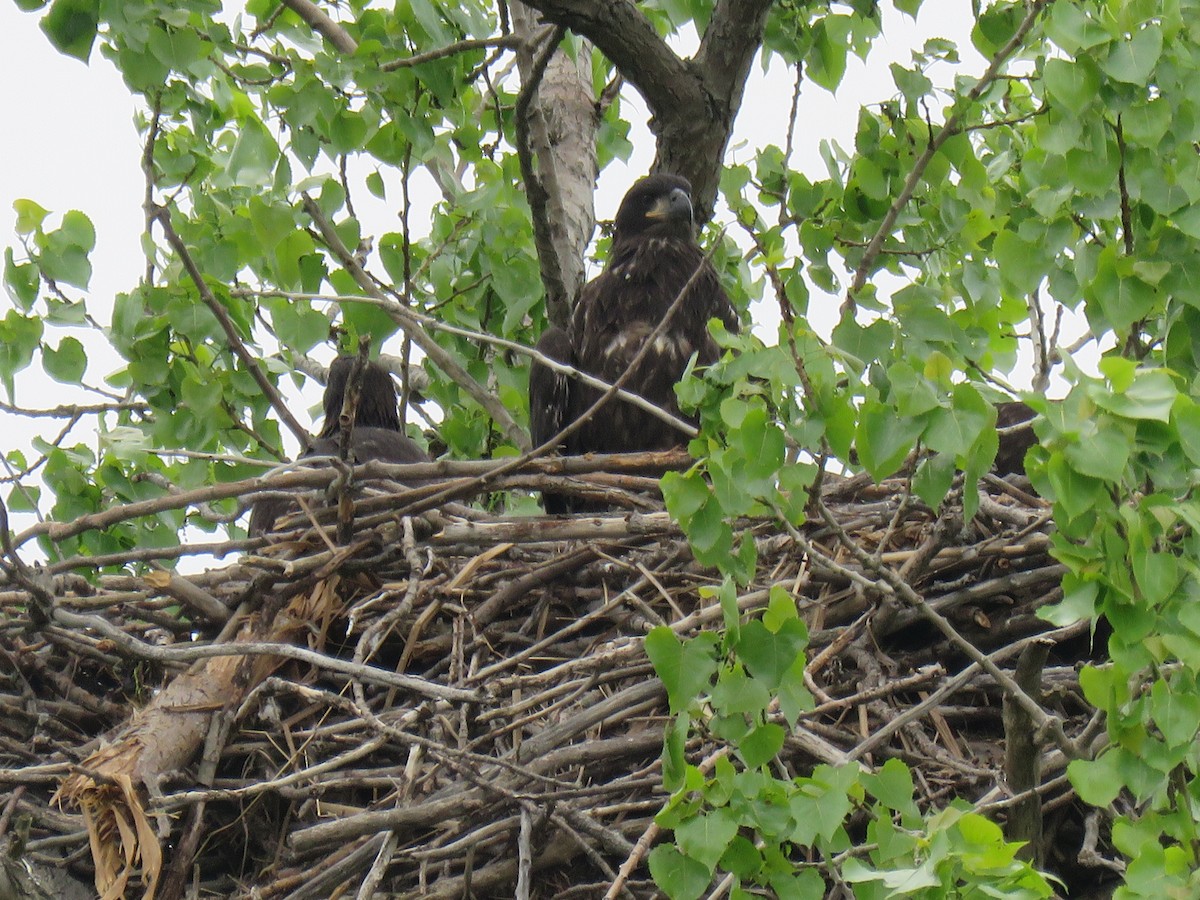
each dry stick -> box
[516,805,534,900]
[300,194,530,451]
[238,288,698,438]
[355,821,400,900]
[13,450,687,552]
[845,622,1086,762]
[148,206,309,447]
[48,605,477,704]
[847,0,1049,303]
[0,399,150,419]
[811,498,1077,758]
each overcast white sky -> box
[0,2,1003,556]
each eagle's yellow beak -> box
[644,187,693,223]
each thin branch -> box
[280,0,358,53]
[515,24,571,326]
[811,497,1077,758]
[299,194,531,450]
[148,205,309,446]
[0,400,150,419]
[847,0,1049,305]
[381,35,523,71]
[235,288,697,438]
[48,604,478,704]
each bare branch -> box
[0,400,149,419]
[279,0,358,53]
[515,23,572,324]
[381,35,523,71]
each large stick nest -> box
[0,455,1110,899]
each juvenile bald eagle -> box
[248,357,429,536]
[529,174,739,512]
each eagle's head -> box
[614,174,694,242]
[319,356,401,437]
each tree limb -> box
[519,0,772,220]
[280,0,358,53]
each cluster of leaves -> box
[6,0,570,560]
[645,585,1054,898]
[1038,359,1200,898]
[656,0,1200,896]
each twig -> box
[382,35,523,71]
[148,205,309,446]
[847,0,1049,305]
[299,194,531,450]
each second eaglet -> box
[248,357,429,537]
[530,174,739,512]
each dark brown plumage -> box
[994,400,1037,477]
[529,174,739,512]
[248,357,429,536]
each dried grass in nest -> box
[0,461,1098,899]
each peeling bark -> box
[512,3,599,325]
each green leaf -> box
[739,722,785,768]
[59,209,95,252]
[1039,577,1098,627]
[366,170,386,199]
[40,0,99,61]
[1101,23,1162,86]
[737,619,807,691]
[711,669,770,717]
[719,835,761,881]
[1150,679,1200,749]
[1062,424,1131,482]
[1042,58,1099,116]
[645,627,719,714]
[1087,247,1159,332]
[42,337,87,383]
[1092,369,1177,421]
[648,844,710,900]
[227,117,280,187]
[1132,548,1180,607]
[856,401,924,479]
[0,311,44,398]
[807,15,850,93]
[862,758,918,818]
[1045,1,1111,53]
[1173,399,1200,466]
[674,808,739,872]
[1068,753,1126,808]
[4,249,40,311]
[912,452,955,509]
[13,199,50,234]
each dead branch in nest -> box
[0,456,1109,898]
